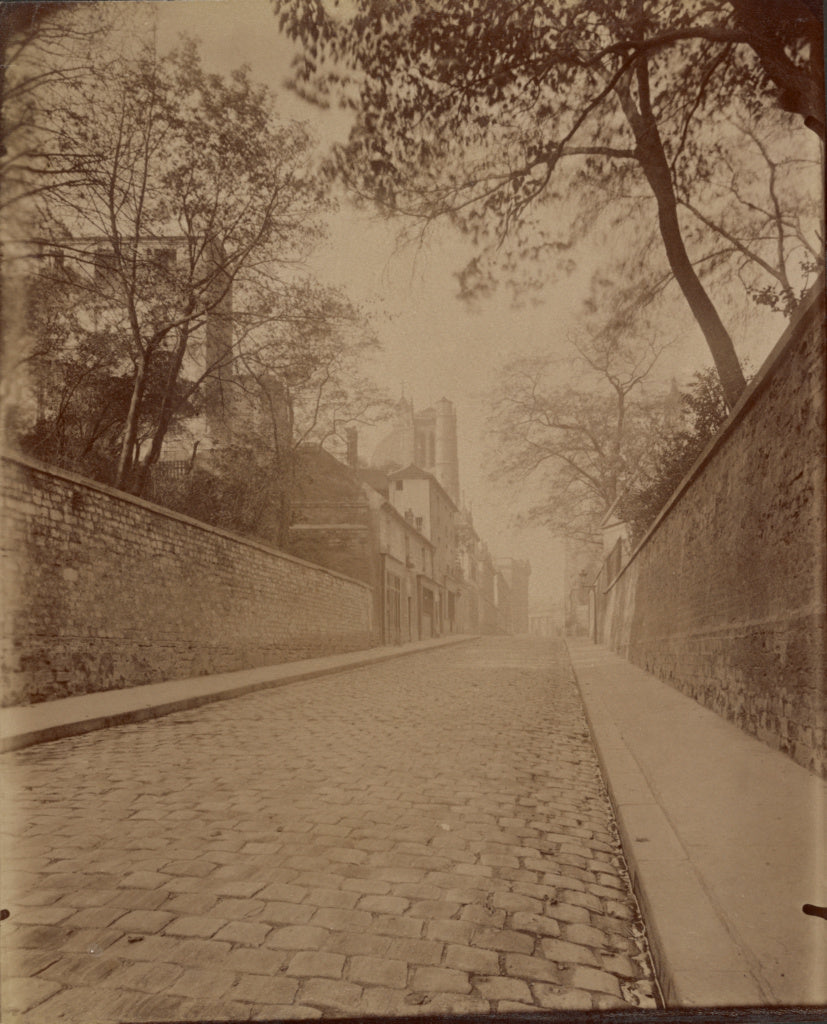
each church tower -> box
[433,397,459,504]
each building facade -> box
[372,396,460,504]
[288,397,530,646]
[386,465,463,635]
[287,448,440,646]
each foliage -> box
[674,109,822,316]
[276,0,823,408]
[17,225,389,547]
[231,279,392,455]
[204,282,393,545]
[724,0,824,138]
[619,366,736,540]
[22,35,328,493]
[488,326,677,543]
[147,451,285,544]
[1,2,121,415]
[14,263,197,479]
[0,2,115,215]
[7,25,392,548]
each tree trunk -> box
[617,73,747,409]
[113,349,149,489]
[274,398,295,549]
[133,323,191,496]
[730,0,825,140]
[643,153,747,409]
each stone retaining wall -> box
[0,455,373,705]
[598,287,826,775]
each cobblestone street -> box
[1,637,659,1021]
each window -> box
[396,480,404,491]
[93,247,117,284]
[151,246,176,270]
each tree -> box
[143,277,391,547]
[203,281,392,545]
[726,0,824,139]
[488,326,677,543]
[13,262,199,480]
[619,366,735,540]
[0,2,117,406]
[276,0,823,408]
[675,109,822,317]
[0,2,113,214]
[26,36,328,494]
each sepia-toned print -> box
[1,1,824,1021]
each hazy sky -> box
[148,0,791,608]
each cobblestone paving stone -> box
[0,637,660,1020]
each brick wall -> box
[288,447,383,643]
[0,455,373,705]
[599,287,826,775]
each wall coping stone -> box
[606,277,825,593]
[1,635,477,752]
[290,523,369,532]
[0,449,371,592]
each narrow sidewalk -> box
[567,637,827,1008]
[1,634,475,753]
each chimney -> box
[346,427,358,469]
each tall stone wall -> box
[0,455,373,705]
[599,288,826,775]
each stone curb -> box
[1,635,477,753]
[565,640,766,1009]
